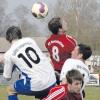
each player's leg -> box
[6,79,28,100]
[7,79,56,100]
[55,70,60,85]
[32,83,56,99]
[82,90,85,98]
[6,85,18,100]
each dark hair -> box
[66,69,83,84]
[6,26,22,43]
[78,44,92,60]
[48,17,62,34]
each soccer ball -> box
[31,2,48,19]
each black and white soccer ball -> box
[31,2,48,19]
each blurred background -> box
[0,0,100,53]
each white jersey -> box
[3,37,56,91]
[60,58,90,90]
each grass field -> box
[85,86,100,100]
[0,85,100,100]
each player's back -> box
[45,34,76,71]
[4,37,56,91]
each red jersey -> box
[45,34,77,71]
[43,84,82,100]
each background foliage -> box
[0,0,100,54]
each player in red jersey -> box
[45,17,77,73]
[45,17,77,84]
[43,69,83,100]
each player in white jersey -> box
[60,44,92,99]
[0,26,56,100]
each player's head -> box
[6,26,22,43]
[71,43,92,60]
[66,69,83,93]
[48,17,62,34]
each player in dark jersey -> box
[43,69,83,100]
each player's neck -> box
[58,28,65,34]
[58,31,65,35]
[11,39,19,44]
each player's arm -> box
[45,37,49,48]
[3,53,13,81]
[0,53,4,64]
[43,84,67,100]
[3,60,13,81]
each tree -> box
[14,5,38,36]
[0,0,7,36]
[52,0,100,53]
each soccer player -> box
[0,26,56,100]
[45,17,77,73]
[60,43,92,99]
[45,17,77,84]
[43,69,83,100]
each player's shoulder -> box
[66,34,77,41]
[65,58,75,63]
[20,37,37,44]
[64,58,80,66]
[43,84,67,100]
[22,37,34,41]
[66,34,74,39]
[45,35,52,43]
[50,84,67,91]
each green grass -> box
[0,85,35,100]
[85,86,100,100]
[0,85,100,100]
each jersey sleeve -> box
[66,35,77,52]
[3,52,13,79]
[66,35,77,46]
[43,84,67,100]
